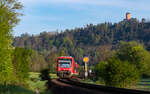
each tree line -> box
[13,18,150,72]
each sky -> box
[14,0,150,36]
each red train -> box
[57,56,79,78]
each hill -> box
[13,18,150,71]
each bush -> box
[40,69,51,89]
[95,58,140,88]
[40,69,51,81]
[116,41,150,77]
[94,61,107,80]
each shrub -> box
[95,58,140,88]
[116,41,150,77]
[94,61,107,80]
[40,69,51,89]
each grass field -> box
[0,72,56,94]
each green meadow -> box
[0,72,58,94]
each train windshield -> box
[59,60,71,68]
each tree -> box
[95,58,140,88]
[45,51,58,73]
[116,41,150,77]
[12,47,31,85]
[29,50,47,72]
[94,45,112,64]
[58,49,68,56]
[0,0,22,85]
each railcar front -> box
[57,56,73,78]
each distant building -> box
[126,12,131,20]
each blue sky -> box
[14,0,150,36]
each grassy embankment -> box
[81,78,150,91]
[0,72,58,94]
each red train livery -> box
[57,56,79,78]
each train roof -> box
[57,56,73,59]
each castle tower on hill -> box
[126,12,131,20]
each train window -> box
[59,60,71,68]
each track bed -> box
[50,78,150,94]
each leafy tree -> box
[29,50,47,72]
[62,37,74,48]
[45,52,58,73]
[95,58,140,88]
[94,45,112,64]
[12,47,32,85]
[116,41,150,77]
[0,0,22,85]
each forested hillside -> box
[13,18,150,71]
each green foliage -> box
[62,37,74,48]
[77,48,84,56]
[13,18,150,66]
[58,49,68,56]
[0,72,53,94]
[78,65,82,75]
[0,85,35,94]
[12,47,31,85]
[94,61,107,84]
[94,61,107,79]
[40,69,51,81]
[27,72,47,92]
[40,69,52,89]
[95,59,140,88]
[116,41,150,77]
[29,50,47,72]
[0,0,23,27]
[0,0,22,85]
[45,51,58,73]
[94,45,113,64]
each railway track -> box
[51,78,150,94]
